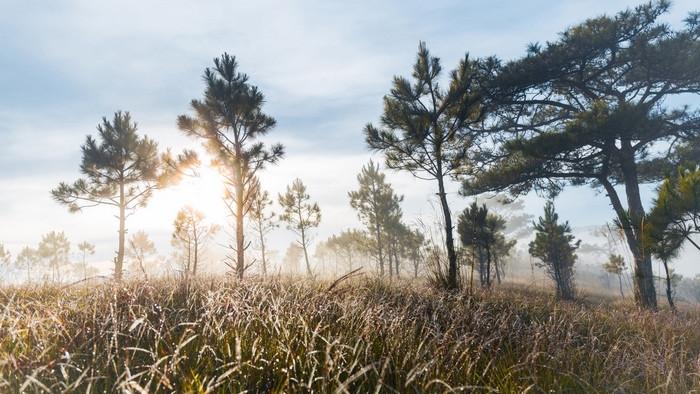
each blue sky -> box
[1,0,698,276]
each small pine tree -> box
[249,186,277,276]
[127,231,157,280]
[603,254,627,299]
[15,246,39,283]
[279,179,321,277]
[348,161,403,276]
[76,241,97,281]
[529,202,580,300]
[38,231,71,283]
[171,206,220,280]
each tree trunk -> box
[375,223,384,276]
[619,147,657,309]
[115,182,126,282]
[236,184,245,280]
[662,259,676,312]
[387,242,393,279]
[485,246,492,288]
[437,176,458,289]
[394,247,400,278]
[495,257,502,285]
[601,165,656,309]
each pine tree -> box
[38,231,70,283]
[171,206,220,280]
[52,111,196,281]
[279,179,321,277]
[366,42,485,289]
[326,229,367,273]
[465,2,700,308]
[249,185,277,276]
[646,167,700,253]
[15,246,39,283]
[178,53,284,279]
[348,160,403,276]
[76,241,96,281]
[529,202,580,301]
[457,202,508,288]
[127,231,157,280]
[603,254,627,298]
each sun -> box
[143,165,230,228]
[177,166,230,220]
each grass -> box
[0,277,699,393]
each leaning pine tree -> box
[529,202,580,301]
[365,42,486,289]
[53,111,196,280]
[465,2,700,308]
[178,53,284,279]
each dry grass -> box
[0,278,699,393]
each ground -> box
[0,277,698,393]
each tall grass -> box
[0,278,699,392]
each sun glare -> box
[153,166,230,226]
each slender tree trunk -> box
[375,223,384,276]
[485,246,492,288]
[437,175,458,289]
[258,222,268,276]
[235,184,245,279]
[387,241,393,279]
[299,224,312,277]
[495,257,502,285]
[662,258,676,311]
[394,247,400,278]
[116,181,126,282]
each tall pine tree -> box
[366,43,485,289]
[178,53,284,279]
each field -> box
[1,278,698,393]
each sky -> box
[1,0,698,277]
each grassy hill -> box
[0,278,698,393]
